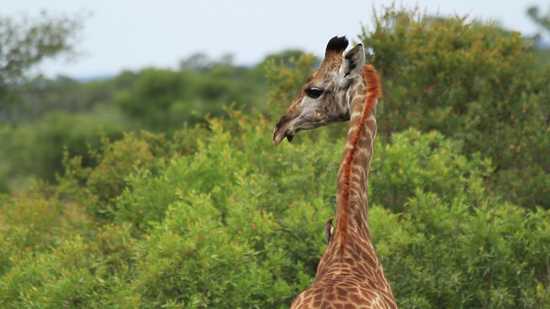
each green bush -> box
[371,191,550,308]
[0,115,548,308]
[0,108,127,191]
[0,224,136,308]
[115,59,266,131]
[132,194,291,308]
[371,129,492,212]
[57,126,210,223]
[360,7,550,207]
[0,192,92,277]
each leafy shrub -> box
[0,224,136,308]
[371,191,550,308]
[0,192,92,277]
[88,134,154,200]
[371,129,493,212]
[360,7,550,207]
[0,108,127,191]
[57,126,210,222]
[115,59,266,131]
[0,115,548,308]
[132,194,291,308]
[92,116,548,308]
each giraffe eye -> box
[305,87,324,99]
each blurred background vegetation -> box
[0,5,549,308]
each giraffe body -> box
[291,66,395,309]
[273,37,397,308]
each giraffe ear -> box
[341,43,366,77]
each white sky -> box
[3,0,549,78]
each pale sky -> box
[3,0,549,78]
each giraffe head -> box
[273,36,366,144]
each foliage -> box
[0,108,127,191]
[115,55,266,131]
[1,116,548,308]
[0,11,82,121]
[372,192,550,308]
[0,53,264,191]
[60,128,208,221]
[528,5,550,34]
[0,191,92,276]
[7,74,127,122]
[371,129,492,212]
[0,224,136,308]
[358,7,550,208]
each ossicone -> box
[325,36,349,56]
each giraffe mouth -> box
[272,124,295,145]
[273,116,296,145]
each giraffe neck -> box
[313,65,396,301]
[335,64,380,252]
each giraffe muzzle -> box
[272,115,296,145]
[272,123,294,145]
[273,112,329,145]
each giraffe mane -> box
[337,64,381,253]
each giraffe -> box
[272,36,397,309]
